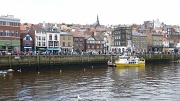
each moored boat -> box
[114,55,145,67]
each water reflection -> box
[0,63,180,100]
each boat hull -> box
[115,62,145,67]
[115,63,139,67]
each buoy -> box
[92,66,93,68]
[60,70,62,73]
[84,68,86,71]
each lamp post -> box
[10,40,12,55]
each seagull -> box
[78,95,82,100]
[17,69,21,72]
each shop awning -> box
[37,48,46,50]
[47,48,59,51]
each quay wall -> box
[0,54,180,70]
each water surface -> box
[0,63,180,101]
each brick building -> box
[0,15,20,54]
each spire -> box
[96,14,100,25]
[97,14,99,23]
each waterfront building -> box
[29,24,46,53]
[147,32,163,53]
[20,23,33,52]
[132,31,147,53]
[42,22,61,54]
[60,32,73,54]
[71,31,85,54]
[111,25,132,53]
[20,30,33,53]
[84,32,104,53]
[162,36,170,53]
[0,15,20,54]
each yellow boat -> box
[114,55,145,67]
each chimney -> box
[43,21,45,27]
[55,23,57,27]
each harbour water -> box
[1,63,180,101]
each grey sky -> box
[0,0,180,25]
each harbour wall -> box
[0,54,180,70]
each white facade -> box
[35,31,47,50]
[154,18,161,28]
[46,32,60,53]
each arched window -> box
[55,35,57,40]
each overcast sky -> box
[0,0,180,25]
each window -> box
[25,41,30,46]
[68,36,71,40]
[0,21,3,25]
[42,42,46,46]
[15,31,18,37]
[68,42,71,46]
[6,22,10,26]
[38,36,41,40]
[54,41,58,46]
[42,37,45,41]
[38,42,41,46]
[49,34,52,40]
[75,38,78,41]
[11,31,14,36]
[42,31,46,34]
[5,30,10,36]
[26,35,30,40]
[79,38,83,41]
[0,30,3,36]
[55,35,57,40]
[75,43,78,46]
[48,41,53,46]
[92,45,94,48]
[63,42,65,46]
[15,23,19,26]
[63,36,65,40]
[79,43,82,46]
[97,45,99,48]
[11,22,14,26]
[88,45,90,48]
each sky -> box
[0,0,180,25]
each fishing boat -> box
[114,55,145,67]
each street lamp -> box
[10,40,12,55]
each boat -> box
[114,55,145,67]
